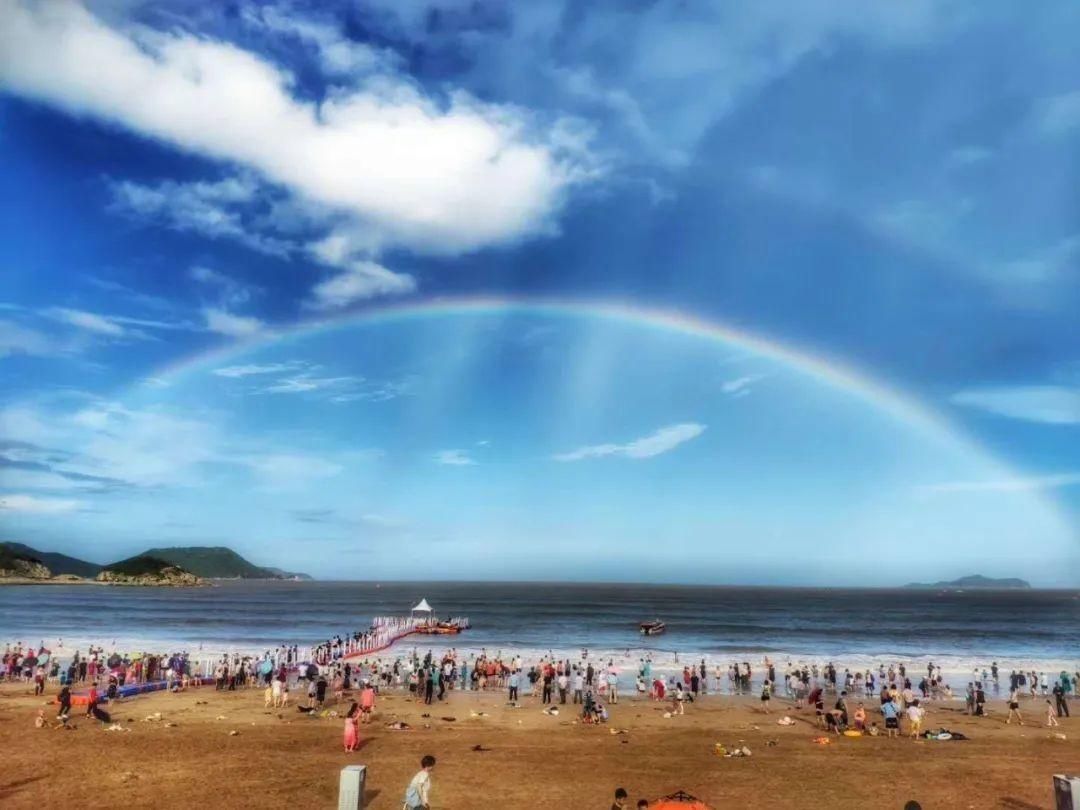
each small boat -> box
[415,621,465,635]
[640,619,666,636]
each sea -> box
[2,581,1078,679]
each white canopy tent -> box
[411,598,433,614]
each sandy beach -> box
[0,679,1075,809]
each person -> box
[56,685,71,722]
[85,685,99,719]
[882,697,899,738]
[672,681,686,715]
[637,801,650,809]
[1006,687,1024,725]
[508,669,520,703]
[360,681,376,724]
[343,702,360,752]
[404,755,436,810]
[1053,681,1070,718]
[557,670,569,704]
[607,668,620,704]
[853,703,867,731]
[906,699,924,739]
[1046,699,1060,728]
[612,787,629,810]
[760,680,771,714]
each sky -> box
[0,0,1077,585]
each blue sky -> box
[0,0,1077,584]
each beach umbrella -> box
[37,652,50,666]
[24,655,38,668]
[259,660,273,675]
[651,791,712,810]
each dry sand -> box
[0,681,1075,809]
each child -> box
[360,682,376,724]
[343,702,360,752]
[264,684,273,708]
[281,682,290,708]
[672,682,686,715]
[1046,699,1060,727]
[906,699,924,739]
[853,703,867,731]
[881,698,899,738]
[760,680,772,714]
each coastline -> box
[0,578,205,587]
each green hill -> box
[141,546,310,580]
[0,542,100,577]
[103,554,181,576]
[0,544,51,578]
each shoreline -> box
[7,634,1077,687]
[0,578,205,587]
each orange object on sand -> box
[811,736,832,745]
[651,790,712,810]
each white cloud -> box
[0,493,81,513]
[920,473,1080,494]
[0,320,58,357]
[993,235,1080,286]
[0,2,595,256]
[263,374,357,394]
[213,363,299,378]
[45,307,125,337]
[952,386,1080,425]
[109,176,294,258]
[435,449,476,466]
[554,422,706,462]
[947,145,993,167]
[190,266,258,306]
[243,453,343,482]
[722,374,765,396]
[306,260,416,309]
[1034,89,1080,137]
[241,3,401,78]
[203,307,265,338]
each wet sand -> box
[0,681,1074,808]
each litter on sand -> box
[715,743,752,758]
[777,716,795,726]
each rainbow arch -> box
[149,294,1046,507]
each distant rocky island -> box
[903,574,1032,590]
[0,542,310,585]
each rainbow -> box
[148,294,1035,492]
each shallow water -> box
[2,581,1078,674]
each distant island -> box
[0,542,310,585]
[903,574,1032,590]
